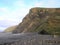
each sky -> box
[0,0,60,32]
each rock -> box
[12,7,60,35]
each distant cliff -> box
[4,25,17,32]
[11,7,60,34]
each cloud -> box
[33,0,60,8]
[0,19,19,32]
[0,27,6,32]
[13,0,25,7]
[0,0,30,32]
[0,8,8,12]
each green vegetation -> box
[4,25,17,32]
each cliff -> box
[12,7,60,35]
[4,25,17,32]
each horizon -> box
[0,0,60,32]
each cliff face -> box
[12,7,60,34]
